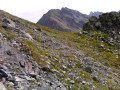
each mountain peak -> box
[37,8,89,32]
[89,11,103,18]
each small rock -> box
[92,76,100,82]
[111,31,116,35]
[19,61,25,68]
[51,69,59,73]
[24,76,35,82]
[6,50,13,56]
[82,81,89,85]
[8,82,14,86]
[0,69,8,78]
[82,81,86,85]
[41,66,51,72]
[83,31,88,34]
[38,82,42,87]
[70,80,75,84]
[14,76,22,82]
[65,78,70,81]
[85,67,93,73]
[7,76,15,82]
[37,27,42,31]
[98,44,104,48]
[28,73,37,79]
[110,38,114,43]
[78,31,83,36]
[62,65,67,69]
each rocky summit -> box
[89,11,103,18]
[0,10,120,90]
[37,7,89,32]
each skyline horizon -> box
[0,0,119,23]
[1,7,119,23]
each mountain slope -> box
[0,10,120,90]
[37,7,89,32]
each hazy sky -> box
[0,0,119,22]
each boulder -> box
[95,22,101,29]
[2,18,15,30]
[18,29,33,40]
[89,16,98,22]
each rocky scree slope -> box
[0,10,67,90]
[0,10,120,90]
[37,7,89,32]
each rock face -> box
[83,12,120,48]
[37,7,89,32]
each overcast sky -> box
[0,0,119,23]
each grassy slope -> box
[0,10,120,89]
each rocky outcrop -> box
[83,12,120,48]
[37,7,89,32]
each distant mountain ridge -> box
[37,7,89,32]
[89,11,103,18]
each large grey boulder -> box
[2,18,15,30]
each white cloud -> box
[0,0,120,22]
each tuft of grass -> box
[82,85,90,90]
[108,75,112,79]
[34,37,44,42]
[114,79,119,83]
